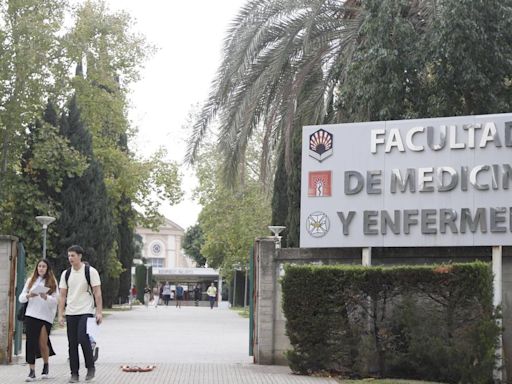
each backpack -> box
[64,265,96,307]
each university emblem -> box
[309,129,333,162]
[306,211,330,238]
[308,171,332,197]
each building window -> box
[148,258,164,268]
[150,241,163,256]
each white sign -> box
[300,114,512,247]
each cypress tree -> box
[117,193,135,302]
[286,123,302,248]
[53,96,116,294]
[271,146,289,247]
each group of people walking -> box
[142,281,218,309]
[19,245,102,383]
[19,247,221,382]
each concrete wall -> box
[0,236,17,364]
[253,239,512,382]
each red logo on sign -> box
[308,171,332,197]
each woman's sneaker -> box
[25,369,36,382]
[41,363,49,379]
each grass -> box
[230,306,250,318]
[337,380,444,384]
[106,306,132,312]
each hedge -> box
[281,262,499,383]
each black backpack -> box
[64,265,96,307]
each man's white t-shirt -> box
[59,263,101,315]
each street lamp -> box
[36,216,55,259]
[268,226,286,248]
[144,263,152,286]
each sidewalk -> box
[0,305,336,383]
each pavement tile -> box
[0,305,336,383]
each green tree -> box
[186,0,365,182]
[52,96,119,307]
[12,102,86,264]
[0,0,68,232]
[194,146,271,274]
[66,0,182,298]
[183,224,206,267]
[187,0,512,244]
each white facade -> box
[136,218,195,269]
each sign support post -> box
[362,247,372,266]
[493,245,503,382]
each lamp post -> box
[36,216,56,259]
[144,263,152,286]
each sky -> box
[104,0,245,230]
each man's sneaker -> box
[68,374,79,383]
[85,368,95,381]
[25,369,36,382]
[93,346,99,362]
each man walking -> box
[175,284,184,309]
[207,282,217,309]
[58,245,102,383]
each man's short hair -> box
[67,245,84,256]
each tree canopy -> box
[0,0,183,304]
[188,0,512,246]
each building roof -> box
[163,218,185,232]
[136,217,185,235]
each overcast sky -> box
[103,0,244,230]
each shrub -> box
[281,262,499,383]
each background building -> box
[136,218,193,269]
[135,218,221,304]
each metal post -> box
[42,225,47,259]
[244,266,248,309]
[362,247,372,266]
[233,269,237,307]
[218,275,223,305]
[493,245,503,382]
[35,216,55,259]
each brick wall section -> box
[0,236,16,364]
[253,238,278,364]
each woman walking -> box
[19,259,59,381]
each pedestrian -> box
[143,285,151,307]
[207,282,217,309]
[162,281,171,305]
[130,285,137,304]
[58,245,102,383]
[152,284,159,308]
[19,259,59,382]
[193,285,201,307]
[175,283,184,309]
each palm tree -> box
[186,0,440,186]
[186,0,368,186]
[188,0,512,245]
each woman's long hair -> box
[27,259,58,294]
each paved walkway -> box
[1,305,336,383]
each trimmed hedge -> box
[281,262,499,383]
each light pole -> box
[36,216,56,259]
[144,263,152,286]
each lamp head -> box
[36,216,56,228]
[268,225,286,237]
